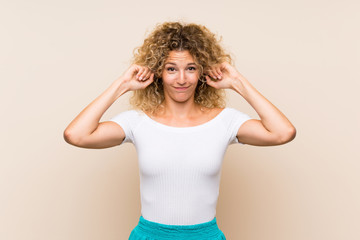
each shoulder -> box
[202,107,225,117]
[225,107,247,115]
[110,109,146,123]
[220,107,253,123]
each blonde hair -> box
[129,21,233,115]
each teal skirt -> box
[128,215,226,240]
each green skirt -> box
[129,215,226,240]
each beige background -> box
[1,0,359,239]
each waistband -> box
[135,215,222,239]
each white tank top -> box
[109,107,252,225]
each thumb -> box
[143,73,155,88]
[205,75,217,88]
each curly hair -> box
[129,21,233,115]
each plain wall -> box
[1,0,359,239]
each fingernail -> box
[139,77,142,80]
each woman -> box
[64,21,296,240]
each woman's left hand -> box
[205,62,247,93]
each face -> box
[161,50,200,103]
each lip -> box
[174,87,189,91]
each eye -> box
[188,66,196,71]
[167,67,175,71]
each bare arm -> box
[63,64,155,149]
[63,79,129,147]
[231,75,296,145]
[205,62,296,146]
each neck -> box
[157,100,204,119]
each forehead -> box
[165,50,195,64]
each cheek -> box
[191,72,200,80]
[162,72,199,83]
[162,72,172,80]
[190,74,199,84]
[161,76,175,88]
[161,76,174,85]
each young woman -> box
[64,21,296,240]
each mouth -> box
[174,87,189,91]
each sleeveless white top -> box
[109,107,253,225]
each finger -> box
[214,68,222,79]
[143,68,153,81]
[208,70,217,79]
[139,68,150,80]
[211,65,221,78]
[143,73,155,87]
[136,67,145,80]
[140,68,148,80]
[212,67,221,79]
[143,70,152,81]
[205,75,215,87]
[205,68,216,79]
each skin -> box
[146,50,220,125]
[64,50,296,148]
[205,61,297,145]
[138,50,297,145]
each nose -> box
[177,70,186,85]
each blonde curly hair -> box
[129,21,233,115]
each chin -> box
[174,96,195,103]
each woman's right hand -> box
[118,64,155,92]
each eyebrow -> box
[165,62,197,66]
